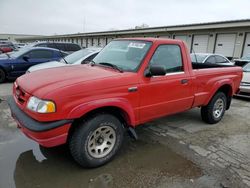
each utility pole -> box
[83,17,86,33]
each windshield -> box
[243,63,250,72]
[9,48,31,58]
[190,54,208,63]
[62,49,95,64]
[93,40,152,72]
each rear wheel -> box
[201,92,227,124]
[69,113,124,168]
[0,69,6,83]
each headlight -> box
[27,96,56,113]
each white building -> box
[16,19,250,59]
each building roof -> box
[17,19,250,40]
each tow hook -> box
[127,127,138,140]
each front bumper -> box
[8,96,73,147]
[235,86,250,98]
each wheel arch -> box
[67,105,132,143]
[206,83,233,110]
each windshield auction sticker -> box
[128,43,146,49]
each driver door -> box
[10,49,54,77]
[139,44,194,123]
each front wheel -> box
[201,92,227,124]
[69,113,124,168]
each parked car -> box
[8,38,242,168]
[0,43,17,53]
[236,63,250,98]
[27,47,102,73]
[0,47,67,83]
[234,54,250,67]
[15,43,28,49]
[191,53,234,66]
[25,42,81,53]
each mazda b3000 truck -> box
[8,38,242,168]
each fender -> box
[67,97,136,126]
[204,79,234,105]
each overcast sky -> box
[1,0,250,35]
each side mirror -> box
[145,65,166,77]
[23,55,29,62]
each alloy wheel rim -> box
[213,98,224,119]
[87,125,116,158]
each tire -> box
[69,113,124,168]
[0,68,6,83]
[201,92,227,124]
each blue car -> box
[0,47,67,83]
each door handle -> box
[181,79,189,84]
[128,86,138,92]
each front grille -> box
[14,83,29,105]
[16,87,26,103]
[240,82,250,86]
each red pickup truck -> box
[8,38,242,168]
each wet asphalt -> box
[1,82,250,188]
[0,83,202,188]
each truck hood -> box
[17,65,129,97]
[27,61,66,72]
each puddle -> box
[0,132,202,188]
[0,101,202,188]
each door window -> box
[27,50,53,59]
[49,43,66,51]
[66,44,81,51]
[149,45,183,73]
[205,56,216,63]
[215,55,228,63]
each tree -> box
[135,23,149,29]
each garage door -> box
[99,38,107,47]
[81,38,87,48]
[87,38,92,47]
[77,38,81,45]
[215,34,236,58]
[192,35,209,53]
[93,38,99,46]
[159,35,170,38]
[107,38,114,44]
[243,33,250,57]
[174,35,188,43]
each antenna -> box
[83,17,86,32]
[192,47,198,63]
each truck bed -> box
[192,62,235,69]
[191,64,242,108]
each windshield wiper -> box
[99,62,123,73]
